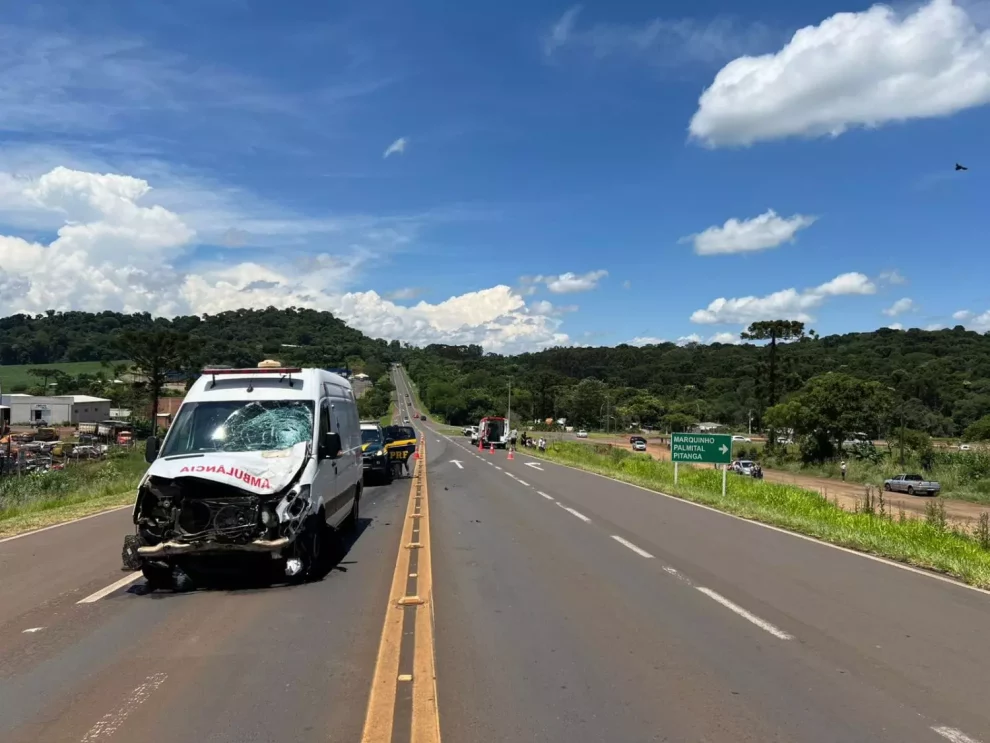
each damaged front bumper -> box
[136,536,290,557]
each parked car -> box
[632,439,647,452]
[630,435,646,445]
[732,460,756,475]
[883,473,941,496]
[576,430,588,438]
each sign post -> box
[670,432,733,494]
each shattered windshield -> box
[160,400,315,457]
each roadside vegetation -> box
[532,442,990,589]
[0,448,147,536]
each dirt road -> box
[573,435,989,530]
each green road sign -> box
[671,432,733,464]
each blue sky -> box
[0,0,988,352]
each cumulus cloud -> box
[0,165,570,353]
[691,272,876,325]
[530,300,578,316]
[524,269,608,294]
[383,137,408,158]
[953,309,990,330]
[886,323,905,331]
[683,208,816,255]
[689,0,990,147]
[882,298,915,317]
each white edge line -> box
[0,505,131,544]
[77,572,144,604]
[932,726,982,743]
[696,587,792,640]
[538,491,554,500]
[517,480,530,487]
[611,535,654,558]
[516,452,990,598]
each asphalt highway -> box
[1,368,988,742]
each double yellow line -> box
[361,441,441,742]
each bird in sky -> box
[955,163,968,171]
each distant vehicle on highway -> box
[732,435,751,443]
[463,425,478,438]
[959,444,972,451]
[420,414,426,421]
[576,430,588,438]
[632,439,647,452]
[630,435,646,445]
[883,473,941,496]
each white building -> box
[0,394,112,426]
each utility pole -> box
[748,409,753,436]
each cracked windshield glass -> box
[160,401,314,456]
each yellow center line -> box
[360,440,441,743]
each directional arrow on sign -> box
[450,460,464,469]
[719,444,729,455]
[524,462,544,471]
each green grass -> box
[0,448,147,535]
[730,441,990,505]
[380,401,395,427]
[0,360,129,391]
[530,442,990,589]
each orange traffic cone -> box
[478,439,483,451]
[489,443,494,454]
[507,447,514,461]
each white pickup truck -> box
[883,473,941,497]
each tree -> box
[765,373,893,462]
[741,320,807,443]
[114,330,192,437]
[964,415,990,442]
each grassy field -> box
[531,441,990,589]
[0,447,146,537]
[0,360,128,391]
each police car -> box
[360,421,392,483]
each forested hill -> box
[0,308,399,377]
[405,326,990,436]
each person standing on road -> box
[841,461,847,481]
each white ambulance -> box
[123,362,363,589]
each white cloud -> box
[628,336,666,346]
[0,165,570,353]
[530,300,578,316]
[544,6,583,56]
[683,208,816,255]
[707,331,742,344]
[543,5,771,66]
[953,309,990,331]
[886,323,905,331]
[628,332,740,346]
[528,269,608,294]
[882,297,915,317]
[689,0,990,147]
[691,271,876,325]
[383,137,408,158]
[879,269,907,285]
[925,323,946,331]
